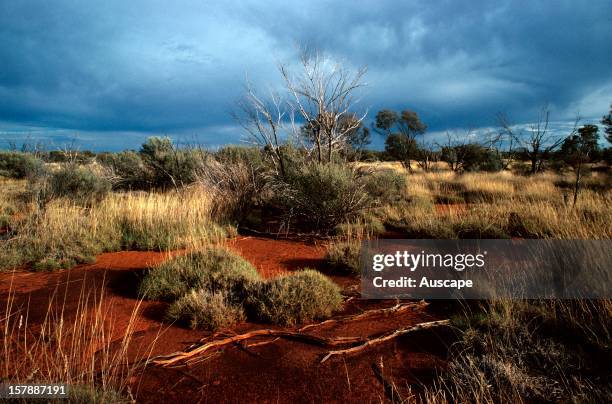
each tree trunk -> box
[572,160,583,208]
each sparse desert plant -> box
[0,184,229,271]
[98,150,151,190]
[0,151,46,179]
[104,186,226,251]
[45,164,112,204]
[334,214,385,238]
[139,247,261,301]
[275,163,370,232]
[361,169,407,204]
[197,153,268,223]
[431,299,612,403]
[166,289,245,330]
[248,269,343,326]
[139,137,202,189]
[0,200,120,270]
[325,240,361,275]
[1,282,142,403]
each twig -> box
[298,301,427,332]
[320,319,450,363]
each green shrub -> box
[325,241,361,275]
[248,269,343,326]
[47,165,111,204]
[139,137,201,189]
[98,151,150,190]
[139,248,261,301]
[166,289,245,330]
[0,151,45,179]
[277,163,370,232]
[216,145,264,167]
[361,169,406,203]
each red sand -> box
[0,237,449,402]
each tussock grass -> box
[103,187,226,251]
[0,186,230,271]
[139,247,261,301]
[425,299,612,403]
[248,269,343,326]
[1,279,146,402]
[166,289,246,330]
[143,249,342,327]
[380,171,612,239]
[325,240,361,275]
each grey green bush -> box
[276,163,370,231]
[324,241,361,275]
[47,165,111,204]
[0,151,45,179]
[248,269,343,326]
[166,289,245,330]
[139,248,261,301]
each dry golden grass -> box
[0,184,229,270]
[1,277,151,402]
[380,170,612,239]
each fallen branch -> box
[298,301,428,332]
[320,319,450,363]
[151,329,366,367]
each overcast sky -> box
[1,0,611,150]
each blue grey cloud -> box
[0,0,610,150]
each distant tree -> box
[601,104,612,144]
[559,124,599,162]
[384,133,418,169]
[375,109,427,172]
[559,124,599,207]
[498,106,568,174]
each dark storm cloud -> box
[0,0,610,149]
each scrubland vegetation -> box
[0,128,610,402]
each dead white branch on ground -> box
[151,330,366,367]
[320,319,450,363]
[298,301,428,332]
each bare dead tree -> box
[279,50,367,163]
[234,80,287,176]
[498,107,569,174]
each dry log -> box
[151,329,367,367]
[298,300,428,332]
[320,319,450,363]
